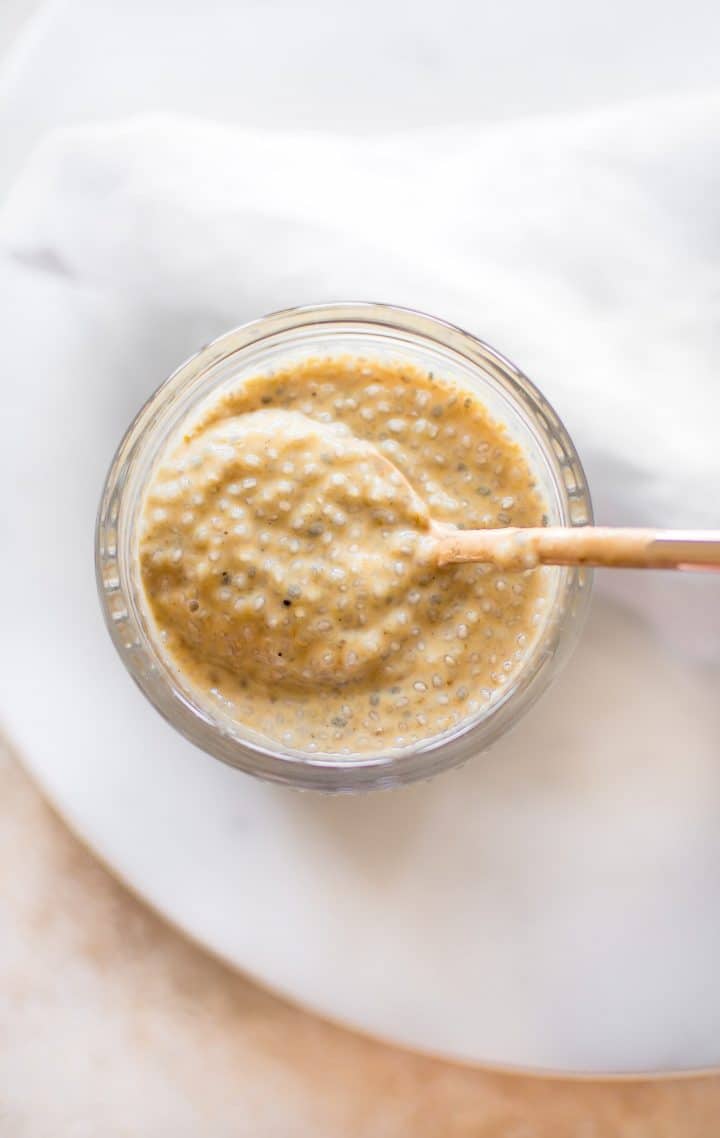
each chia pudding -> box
[137,356,549,755]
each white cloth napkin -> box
[2,96,719,658]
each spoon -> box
[430,523,720,573]
[200,409,720,575]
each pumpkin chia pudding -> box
[136,356,549,756]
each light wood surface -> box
[1,735,719,1137]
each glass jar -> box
[96,303,593,791]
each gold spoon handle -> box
[432,525,720,572]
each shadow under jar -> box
[96,303,593,791]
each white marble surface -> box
[2,0,720,192]
[2,0,720,1076]
[0,0,39,62]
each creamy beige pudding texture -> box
[138,358,549,755]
